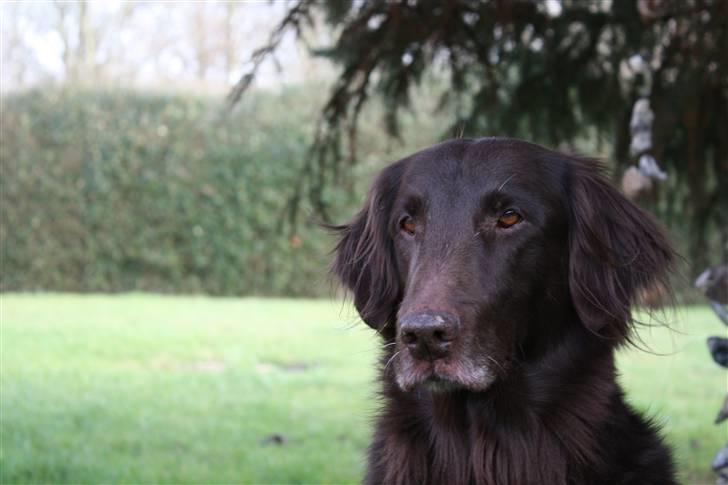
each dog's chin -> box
[421,374,462,393]
[394,358,496,393]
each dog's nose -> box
[399,311,459,361]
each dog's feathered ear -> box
[567,158,673,343]
[331,161,406,332]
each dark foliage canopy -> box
[231,0,727,271]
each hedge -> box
[0,87,371,296]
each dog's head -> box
[332,138,672,392]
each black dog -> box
[332,138,676,484]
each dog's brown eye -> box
[400,217,417,235]
[497,209,522,228]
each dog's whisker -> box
[383,350,402,372]
[484,355,507,376]
[497,173,516,192]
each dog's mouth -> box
[397,364,455,392]
[394,356,496,393]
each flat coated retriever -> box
[332,138,676,484]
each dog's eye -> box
[400,216,417,236]
[497,209,522,228]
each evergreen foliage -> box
[234,0,727,272]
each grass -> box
[0,294,725,484]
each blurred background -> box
[1,1,726,484]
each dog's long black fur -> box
[332,138,676,485]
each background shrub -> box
[1,88,357,296]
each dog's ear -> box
[566,158,673,343]
[331,161,406,332]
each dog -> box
[332,137,676,484]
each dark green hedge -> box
[0,88,365,296]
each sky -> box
[1,1,331,93]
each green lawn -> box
[0,294,725,484]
